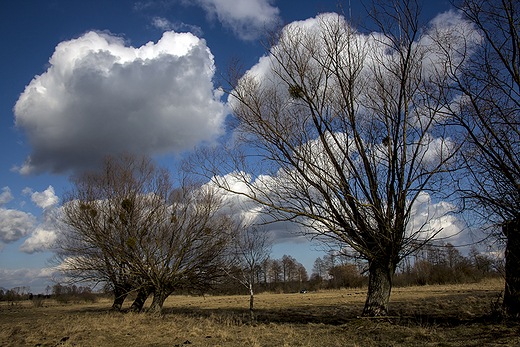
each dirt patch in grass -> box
[1,279,518,346]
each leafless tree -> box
[312,257,327,281]
[191,0,460,316]
[129,182,239,315]
[260,257,271,284]
[225,226,272,318]
[296,262,309,290]
[281,254,298,286]
[269,259,283,284]
[55,154,170,311]
[55,154,238,314]
[434,0,520,318]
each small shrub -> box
[32,298,44,308]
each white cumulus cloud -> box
[14,30,226,175]
[0,185,60,253]
[19,224,57,254]
[30,186,59,209]
[0,208,36,245]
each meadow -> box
[1,278,519,347]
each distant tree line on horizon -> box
[0,284,96,305]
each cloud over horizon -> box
[14,30,226,176]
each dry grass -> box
[1,278,518,346]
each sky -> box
[0,0,461,294]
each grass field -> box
[1,278,519,346]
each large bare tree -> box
[435,0,520,318]
[55,154,237,314]
[55,154,170,310]
[124,181,238,315]
[191,1,464,316]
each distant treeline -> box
[394,242,503,287]
[0,284,98,304]
[1,243,502,303]
[211,242,502,295]
[308,242,502,291]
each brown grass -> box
[1,278,518,346]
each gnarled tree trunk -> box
[149,287,170,316]
[111,284,129,311]
[503,220,520,318]
[362,258,395,317]
[129,285,152,312]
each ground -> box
[1,279,519,346]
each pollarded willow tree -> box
[125,181,239,315]
[191,0,473,316]
[55,154,170,311]
[56,154,238,314]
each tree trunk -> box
[362,259,395,317]
[249,282,255,321]
[129,286,152,312]
[503,220,520,318]
[148,288,169,316]
[111,284,129,311]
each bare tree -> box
[297,263,309,289]
[55,154,237,314]
[281,254,297,286]
[260,257,271,285]
[225,226,272,318]
[433,0,520,317]
[312,257,327,281]
[55,154,170,311]
[269,259,283,284]
[192,1,460,316]
[115,179,238,315]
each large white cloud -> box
[18,224,57,254]
[14,30,226,175]
[194,0,280,40]
[0,186,36,246]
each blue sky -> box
[0,0,457,293]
